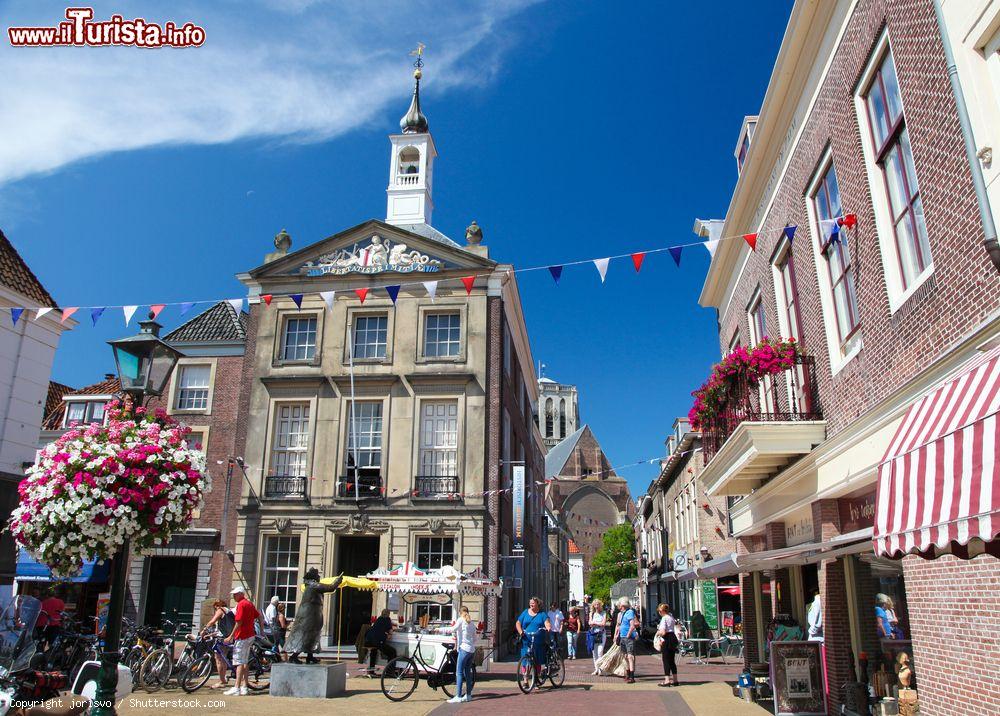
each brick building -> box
[692,1,1000,714]
[635,419,739,630]
[38,301,252,626]
[544,425,635,579]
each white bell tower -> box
[386,46,436,226]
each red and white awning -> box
[874,346,1000,557]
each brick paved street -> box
[114,653,770,716]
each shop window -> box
[413,601,453,624]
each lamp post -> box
[94,314,181,716]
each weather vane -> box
[409,42,426,70]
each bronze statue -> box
[285,568,342,664]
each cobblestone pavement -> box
[115,652,770,716]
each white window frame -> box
[854,29,934,313]
[175,364,212,411]
[63,400,108,427]
[352,314,388,360]
[167,358,217,415]
[418,401,459,477]
[806,147,864,376]
[746,288,776,413]
[345,401,383,476]
[281,315,318,362]
[422,312,461,358]
[772,241,810,414]
[270,403,311,477]
[261,534,302,619]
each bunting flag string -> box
[4,214,857,326]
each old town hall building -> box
[229,62,546,649]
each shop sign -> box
[672,550,688,571]
[700,580,718,630]
[512,466,525,551]
[770,641,827,715]
[838,490,877,532]
[784,508,814,547]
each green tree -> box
[585,523,637,605]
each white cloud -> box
[0,0,538,185]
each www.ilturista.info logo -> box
[8,7,205,48]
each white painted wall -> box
[0,286,68,477]
[568,553,584,605]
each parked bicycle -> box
[178,634,272,693]
[379,634,472,702]
[516,632,564,694]
[136,621,193,692]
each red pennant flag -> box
[60,307,78,324]
[150,304,166,319]
[355,288,369,304]
[839,213,857,230]
[743,233,758,251]
[461,276,475,295]
[631,252,645,272]
[261,294,273,306]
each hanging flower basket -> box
[688,337,799,430]
[9,401,209,578]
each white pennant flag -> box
[35,307,53,321]
[122,305,138,326]
[819,218,840,241]
[703,240,720,256]
[227,298,244,313]
[320,290,335,311]
[594,257,610,283]
[701,219,723,256]
[423,281,438,300]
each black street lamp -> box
[640,549,649,569]
[94,314,182,716]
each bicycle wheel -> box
[245,648,271,692]
[123,647,145,680]
[516,655,536,694]
[547,652,565,688]
[380,657,418,702]
[180,653,214,693]
[439,654,457,698]
[139,648,173,692]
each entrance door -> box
[144,556,198,627]
[335,536,379,645]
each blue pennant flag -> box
[668,246,683,267]
[180,302,195,316]
[10,308,23,325]
[290,294,303,308]
[90,307,106,326]
[385,285,401,304]
[783,225,797,242]
[548,265,563,283]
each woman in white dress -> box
[588,599,608,675]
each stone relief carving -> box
[327,512,390,534]
[298,235,443,276]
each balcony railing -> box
[702,354,822,464]
[336,473,384,501]
[413,475,460,500]
[263,475,309,501]
[395,173,420,186]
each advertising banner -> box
[700,580,718,629]
[513,465,525,551]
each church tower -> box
[386,46,437,227]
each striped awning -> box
[874,346,1000,557]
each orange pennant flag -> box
[631,253,645,272]
[461,276,476,295]
[743,233,758,251]
[261,294,273,306]
[150,304,166,319]
[355,288,369,304]
[60,307,78,324]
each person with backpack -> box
[202,598,236,690]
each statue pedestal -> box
[269,662,346,698]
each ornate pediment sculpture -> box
[298,234,444,276]
[327,512,391,535]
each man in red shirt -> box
[223,586,259,696]
[37,588,65,648]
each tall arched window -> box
[544,398,554,438]
[559,399,567,437]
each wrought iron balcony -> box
[413,475,461,500]
[336,473,384,501]
[263,475,309,501]
[700,355,826,497]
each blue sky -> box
[2,0,792,501]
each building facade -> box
[230,65,546,651]
[0,231,71,598]
[694,1,1000,713]
[545,425,635,578]
[536,376,579,449]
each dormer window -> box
[734,116,758,175]
[63,400,107,427]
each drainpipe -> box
[931,0,1000,273]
